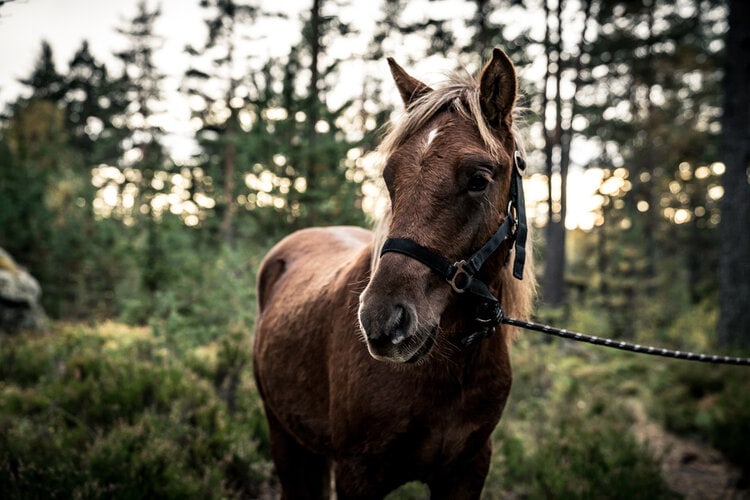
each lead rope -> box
[499,314,750,366]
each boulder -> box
[0,248,47,333]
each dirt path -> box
[628,399,748,499]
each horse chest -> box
[422,386,505,459]
[334,370,507,468]
[407,417,483,471]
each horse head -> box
[358,48,522,363]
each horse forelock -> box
[376,72,526,167]
[369,71,534,327]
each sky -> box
[0,0,206,160]
[0,0,194,104]
[0,0,394,108]
[0,0,349,164]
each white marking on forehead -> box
[425,127,440,148]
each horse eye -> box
[467,173,490,192]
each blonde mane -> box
[370,71,535,325]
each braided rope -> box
[501,316,750,366]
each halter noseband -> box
[379,151,528,346]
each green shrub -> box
[0,324,271,498]
[386,481,430,499]
[83,413,215,498]
[8,315,745,498]
[0,411,87,497]
[491,416,670,499]
[123,244,262,352]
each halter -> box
[380,150,528,346]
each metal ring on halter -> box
[475,301,503,324]
[448,260,473,293]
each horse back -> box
[256,226,372,313]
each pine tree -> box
[535,0,594,308]
[18,41,67,102]
[66,40,129,169]
[217,0,365,234]
[114,0,172,298]
[579,0,725,335]
[3,42,93,317]
[184,0,259,247]
[282,0,364,229]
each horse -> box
[253,47,535,499]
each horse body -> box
[255,226,511,498]
[254,48,534,499]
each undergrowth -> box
[651,361,750,488]
[483,336,673,499]
[0,323,271,498]
[2,315,747,498]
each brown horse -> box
[253,48,535,499]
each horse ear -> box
[387,57,433,107]
[479,47,517,129]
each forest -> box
[1,0,749,497]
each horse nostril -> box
[360,301,415,347]
[391,330,406,344]
[389,304,412,345]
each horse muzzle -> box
[358,293,438,363]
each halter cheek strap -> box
[380,152,528,345]
[510,152,527,279]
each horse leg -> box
[427,441,492,500]
[266,411,330,500]
[333,457,403,500]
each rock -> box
[0,247,47,333]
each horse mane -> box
[370,70,535,328]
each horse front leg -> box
[333,456,409,500]
[428,440,492,500]
[265,410,331,500]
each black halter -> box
[380,151,528,346]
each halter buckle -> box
[506,200,519,235]
[448,260,473,293]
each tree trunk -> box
[307,0,322,192]
[542,0,566,307]
[542,0,592,308]
[718,0,750,348]
[473,0,490,55]
[641,3,657,285]
[309,0,321,127]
